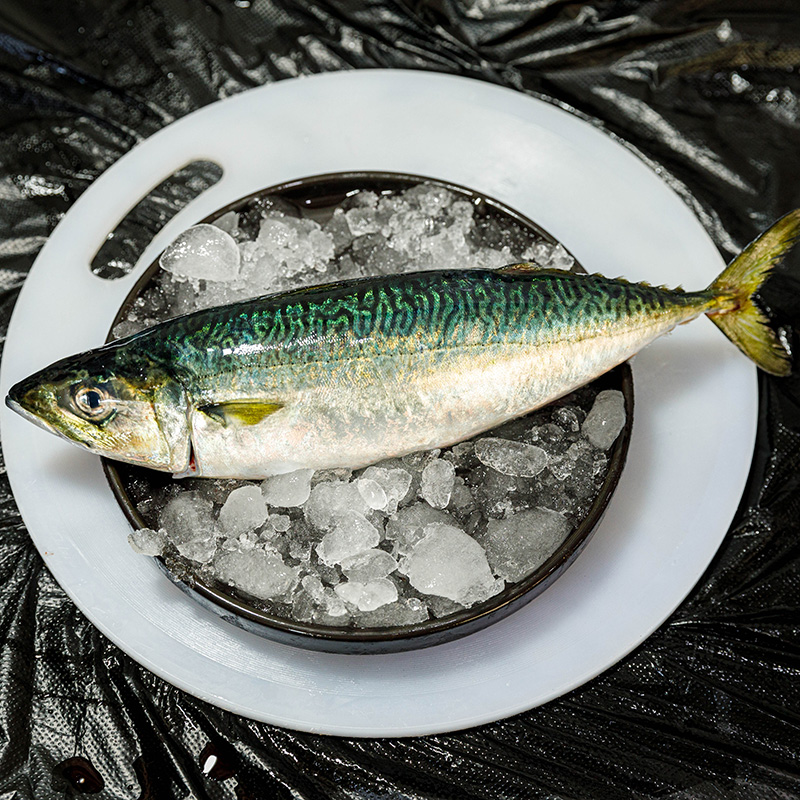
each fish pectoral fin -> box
[199,400,284,427]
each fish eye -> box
[71,384,115,422]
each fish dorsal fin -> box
[200,400,284,427]
[497,262,540,274]
[496,262,577,277]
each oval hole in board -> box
[90,160,223,280]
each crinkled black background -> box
[1,2,799,798]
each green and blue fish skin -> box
[6,209,798,478]
[147,268,712,477]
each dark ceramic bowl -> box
[103,171,634,654]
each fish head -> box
[5,346,191,473]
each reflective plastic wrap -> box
[0,1,799,798]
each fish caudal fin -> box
[706,209,800,376]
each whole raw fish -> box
[6,211,799,478]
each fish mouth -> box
[5,393,90,450]
[6,393,52,433]
[6,376,57,435]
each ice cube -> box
[425,594,465,619]
[315,512,381,566]
[385,503,455,557]
[341,548,398,581]
[159,224,240,282]
[346,190,379,209]
[261,468,313,508]
[268,514,291,533]
[524,241,554,267]
[335,578,398,612]
[112,319,142,339]
[214,548,298,601]
[548,243,574,270]
[360,466,412,514]
[420,459,455,509]
[485,508,571,583]
[582,390,626,450]
[323,208,355,254]
[475,246,515,270]
[304,480,369,530]
[402,523,499,606]
[529,422,571,458]
[419,225,470,272]
[160,492,218,564]
[446,441,475,469]
[405,184,454,217]
[308,228,335,271]
[474,437,548,477]
[363,237,407,276]
[237,531,258,551]
[301,574,326,604]
[355,598,429,628]
[356,478,388,511]
[553,406,582,432]
[321,589,348,618]
[550,439,594,482]
[213,211,240,237]
[255,215,333,277]
[257,216,297,250]
[345,207,380,236]
[218,485,268,536]
[291,589,314,622]
[447,476,476,515]
[127,527,167,557]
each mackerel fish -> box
[6,211,799,478]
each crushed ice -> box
[118,182,629,629]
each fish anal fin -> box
[200,400,284,427]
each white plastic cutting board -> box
[0,70,755,737]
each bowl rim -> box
[102,169,634,647]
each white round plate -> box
[0,70,754,737]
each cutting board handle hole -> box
[90,160,223,280]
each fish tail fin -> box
[706,209,800,376]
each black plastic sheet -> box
[1,1,799,797]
